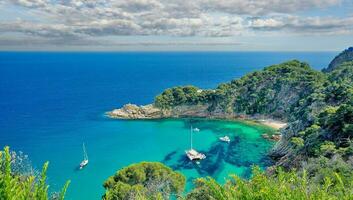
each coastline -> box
[107,103,287,131]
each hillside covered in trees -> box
[154,59,353,170]
[325,47,353,72]
[102,52,353,199]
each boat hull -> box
[185,149,206,161]
[79,160,89,169]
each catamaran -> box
[185,126,206,161]
[79,143,89,169]
[220,136,230,143]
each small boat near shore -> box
[79,143,89,170]
[220,136,230,143]
[193,127,200,132]
[186,126,206,161]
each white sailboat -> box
[79,143,89,170]
[185,126,206,161]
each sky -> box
[0,0,353,51]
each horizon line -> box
[0,50,340,53]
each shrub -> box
[0,146,70,200]
[186,166,353,200]
[103,162,185,200]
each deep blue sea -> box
[0,52,337,199]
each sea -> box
[0,51,337,199]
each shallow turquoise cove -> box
[41,118,274,199]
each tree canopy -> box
[103,162,185,200]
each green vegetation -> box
[103,162,185,200]
[155,60,327,120]
[186,166,353,200]
[0,146,70,200]
[149,58,353,199]
[101,162,353,200]
[154,85,214,109]
[325,47,353,72]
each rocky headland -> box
[107,103,287,130]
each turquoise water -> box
[41,118,274,199]
[0,52,336,199]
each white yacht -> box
[219,136,230,143]
[193,127,200,132]
[79,143,89,169]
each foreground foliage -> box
[103,162,185,200]
[102,162,353,200]
[186,166,353,200]
[0,146,69,200]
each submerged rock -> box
[261,133,282,141]
[261,134,270,139]
[271,134,281,141]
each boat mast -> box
[190,126,193,150]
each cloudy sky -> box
[0,0,353,51]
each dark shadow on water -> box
[74,165,83,172]
[241,167,253,179]
[198,143,226,176]
[162,150,178,162]
[170,155,195,170]
[259,155,275,167]
[224,136,250,167]
[167,143,228,178]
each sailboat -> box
[79,143,89,170]
[185,126,206,161]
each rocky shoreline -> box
[107,104,164,119]
[107,103,287,131]
[107,103,213,119]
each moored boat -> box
[185,126,206,161]
[185,149,206,160]
[193,127,200,132]
[220,136,230,143]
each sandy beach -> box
[258,119,287,130]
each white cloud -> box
[0,0,351,47]
[249,15,353,35]
[11,0,47,8]
[201,0,342,15]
